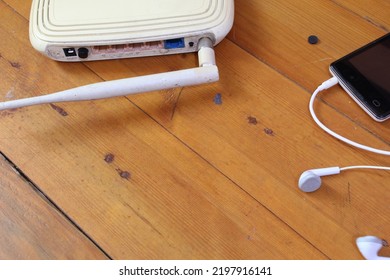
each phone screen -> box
[330,33,390,121]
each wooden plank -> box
[0,153,108,259]
[0,0,326,259]
[83,1,390,259]
[333,0,390,31]
[1,0,389,260]
[227,0,390,142]
[115,39,390,259]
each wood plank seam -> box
[1,0,388,259]
[0,151,113,259]
[330,0,389,32]
[3,0,386,151]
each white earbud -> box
[356,236,390,260]
[298,167,341,192]
[298,165,390,192]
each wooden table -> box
[0,0,389,260]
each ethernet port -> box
[164,38,185,49]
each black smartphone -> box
[330,33,390,122]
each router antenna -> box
[0,38,218,111]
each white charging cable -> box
[309,77,390,156]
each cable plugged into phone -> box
[315,76,339,92]
[309,76,390,156]
[0,38,218,111]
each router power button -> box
[78,48,89,59]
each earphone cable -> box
[309,77,390,156]
[340,165,390,172]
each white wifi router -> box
[0,0,234,110]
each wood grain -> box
[0,154,108,259]
[0,0,389,260]
[333,0,390,31]
[227,0,390,143]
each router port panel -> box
[46,34,213,61]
